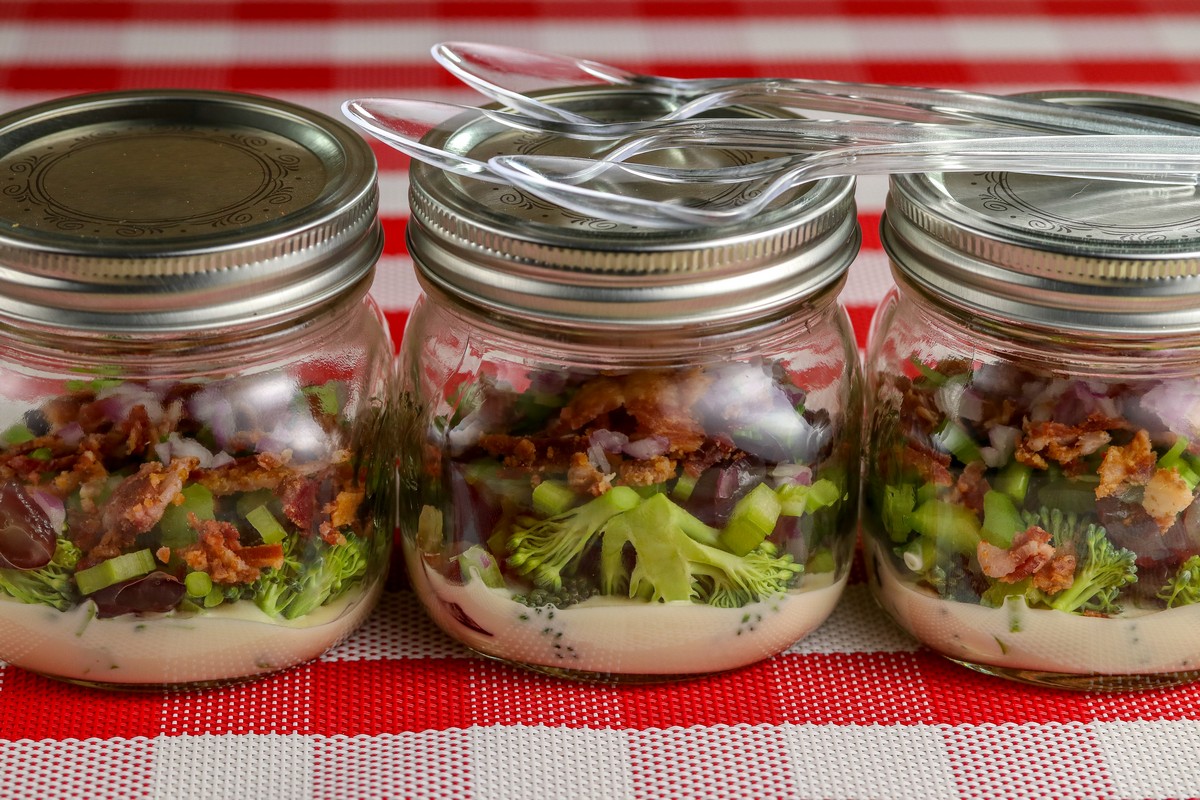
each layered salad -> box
[866,355,1200,679]
[405,360,856,677]
[0,371,391,685]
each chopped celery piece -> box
[453,544,505,588]
[671,472,699,501]
[931,419,983,465]
[532,480,577,517]
[981,490,1024,548]
[910,499,981,556]
[994,461,1032,504]
[779,478,842,517]
[158,484,214,548]
[882,484,916,542]
[75,549,156,595]
[185,571,213,597]
[246,504,288,545]
[720,483,781,556]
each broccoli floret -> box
[0,537,81,611]
[1046,523,1137,614]
[506,486,641,589]
[252,534,370,620]
[600,493,802,607]
[1158,555,1200,608]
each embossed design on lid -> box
[0,90,381,333]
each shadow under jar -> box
[0,91,396,688]
[864,92,1200,691]
[397,88,863,682]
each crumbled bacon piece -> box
[1032,553,1077,595]
[1015,413,1118,470]
[618,456,677,487]
[567,451,612,497]
[557,369,711,456]
[180,517,262,584]
[90,457,196,561]
[951,460,990,513]
[1096,429,1157,500]
[1142,467,1194,533]
[155,546,171,564]
[900,441,954,486]
[977,525,1057,584]
[196,452,293,495]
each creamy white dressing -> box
[405,539,847,676]
[869,540,1200,676]
[0,579,382,686]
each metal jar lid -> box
[405,88,859,331]
[0,90,382,334]
[881,92,1200,338]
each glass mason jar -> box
[396,89,863,681]
[864,92,1200,690]
[0,91,395,688]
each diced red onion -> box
[586,442,611,473]
[770,463,813,487]
[98,384,165,424]
[988,424,1021,459]
[957,388,985,422]
[155,433,217,468]
[189,389,237,449]
[589,429,628,454]
[29,489,66,534]
[57,422,83,448]
[622,435,669,460]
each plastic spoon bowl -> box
[433,41,1200,136]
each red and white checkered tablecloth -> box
[4,3,1200,798]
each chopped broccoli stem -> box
[531,480,577,517]
[994,461,1032,504]
[931,419,983,465]
[720,483,782,556]
[981,490,1025,548]
[671,472,699,501]
[75,549,156,595]
[910,499,981,555]
[246,504,288,545]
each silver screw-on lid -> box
[881,92,1200,337]
[0,90,381,334]
[406,88,859,331]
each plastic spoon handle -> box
[487,135,1200,229]
[342,97,1073,177]
[434,41,1200,136]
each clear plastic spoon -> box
[487,136,1200,228]
[433,41,1200,136]
[343,97,1061,178]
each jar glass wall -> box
[0,89,395,688]
[399,291,861,680]
[864,92,1200,690]
[0,296,395,687]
